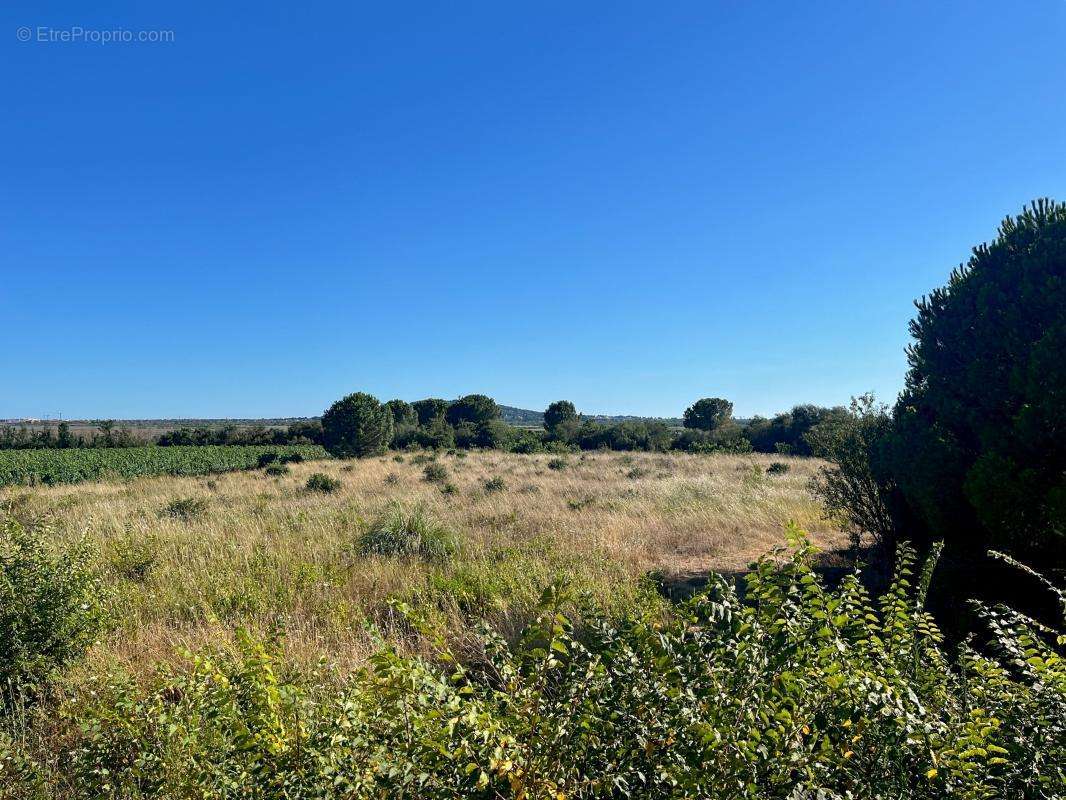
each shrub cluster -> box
[24,532,1063,798]
[157,419,324,447]
[0,420,145,450]
[0,517,105,696]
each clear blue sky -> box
[3,2,1064,420]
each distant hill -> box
[499,405,683,428]
[499,406,544,425]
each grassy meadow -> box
[1,450,839,680]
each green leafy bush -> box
[107,533,158,582]
[483,476,506,493]
[422,463,448,484]
[305,473,341,493]
[356,502,458,561]
[547,457,567,471]
[766,461,790,475]
[58,530,1065,798]
[510,428,548,453]
[0,516,105,695]
[745,405,849,456]
[264,463,290,477]
[808,394,902,551]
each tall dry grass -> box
[1,450,843,679]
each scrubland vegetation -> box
[1,451,832,678]
[0,201,1063,796]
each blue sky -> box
[2,1,1064,419]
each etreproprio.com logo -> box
[17,26,175,44]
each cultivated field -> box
[1,450,841,679]
[0,445,326,487]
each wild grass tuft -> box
[356,502,458,561]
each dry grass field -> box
[1,450,844,681]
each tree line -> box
[313,391,852,458]
[0,420,324,450]
[2,401,849,456]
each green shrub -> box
[566,494,595,510]
[440,481,458,496]
[108,533,158,582]
[305,473,341,493]
[766,461,790,475]
[452,421,478,449]
[625,467,648,479]
[256,452,279,468]
[384,472,399,485]
[808,394,903,552]
[264,463,290,477]
[483,476,506,493]
[0,516,105,694]
[422,463,448,484]
[357,502,458,561]
[547,457,567,471]
[161,497,208,521]
[59,531,1066,798]
[472,419,515,450]
[510,429,547,453]
[744,405,849,456]
[279,451,304,464]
